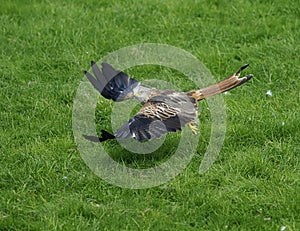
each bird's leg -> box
[189,121,198,134]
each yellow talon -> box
[189,121,198,134]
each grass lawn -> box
[1,0,299,230]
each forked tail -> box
[188,64,253,101]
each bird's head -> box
[132,84,153,102]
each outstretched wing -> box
[84,61,140,101]
[115,103,180,141]
[83,101,183,142]
[83,91,197,142]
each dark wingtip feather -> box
[85,61,140,101]
[83,134,100,142]
[83,130,115,142]
[100,130,115,141]
[101,62,110,67]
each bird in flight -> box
[83,62,253,142]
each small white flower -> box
[62,176,68,180]
[266,90,273,96]
[282,121,285,126]
[224,91,230,95]
[161,184,169,190]
[280,226,286,231]
[90,202,101,207]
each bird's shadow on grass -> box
[101,134,181,169]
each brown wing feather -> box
[115,92,197,141]
[139,102,181,120]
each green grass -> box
[1,0,299,230]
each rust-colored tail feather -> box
[189,64,253,101]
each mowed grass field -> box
[1,0,299,230]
